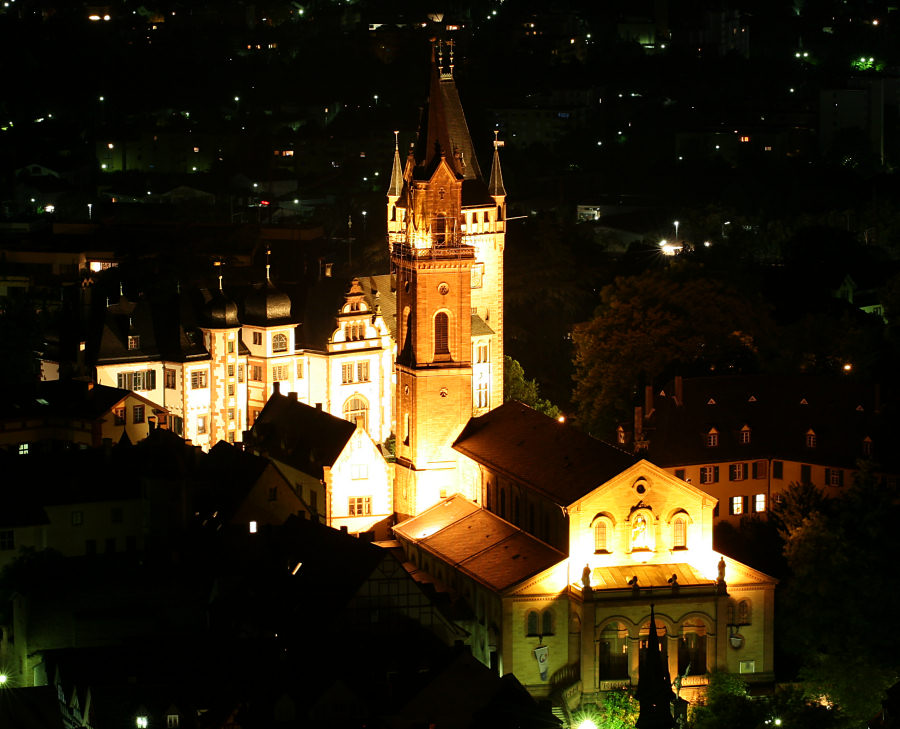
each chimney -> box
[674,376,683,406]
[288,391,298,401]
[644,385,654,417]
[340,525,348,534]
[273,381,281,395]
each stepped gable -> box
[453,401,637,506]
[296,276,357,351]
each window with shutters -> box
[752,460,768,479]
[700,466,718,484]
[434,312,450,356]
[754,494,766,512]
[729,463,747,481]
[730,496,745,515]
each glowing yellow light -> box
[557,415,566,423]
[578,719,597,729]
[843,363,852,372]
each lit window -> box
[740,135,750,143]
[594,520,609,552]
[475,381,488,408]
[730,496,744,515]
[805,429,817,448]
[705,428,719,447]
[673,517,687,548]
[249,521,257,533]
[343,397,368,430]
[349,496,372,516]
[740,425,751,444]
[167,715,181,728]
[137,717,149,729]
[754,494,766,512]
[272,333,288,352]
[128,335,140,350]
[197,415,207,434]
[18,443,29,455]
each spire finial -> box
[266,246,272,283]
[437,39,444,75]
[447,38,455,77]
[218,274,224,293]
[394,130,399,150]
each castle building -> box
[388,46,507,519]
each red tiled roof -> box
[453,401,637,506]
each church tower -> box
[389,43,506,519]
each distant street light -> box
[674,220,679,240]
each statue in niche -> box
[632,512,649,549]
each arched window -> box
[526,611,539,636]
[678,619,707,674]
[673,516,687,549]
[598,622,629,680]
[272,332,288,353]
[594,521,609,553]
[736,599,751,624]
[342,396,368,431]
[434,312,450,356]
[541,609,554,636]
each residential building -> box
[618,375,894,525]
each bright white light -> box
[578,720,597,729]
[0,674,8,685]
[249,521,258,534]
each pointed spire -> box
[265,246,272,284]
[489,131,506,198]
[636,605,676,729]
[388,130,404,198]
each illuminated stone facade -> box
[388,52,507,519]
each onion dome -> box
[204,275,240,328]
[243,258,294,326]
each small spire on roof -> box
[447,39,455,77]
[489,130,506,198]
[266,246,272,283]
[218,274,224,293]
[388,130,404,198]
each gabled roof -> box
[0,380,159,422]
[394,495,565,594]
[641,374,894,469]
[245,393,356,477]
[453,401,637,506]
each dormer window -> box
[805,429,817,448]
[127,335,140,350]
[740,425,751,445]
[705,428,719,447]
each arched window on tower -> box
[343,396,368,431]
[272,332,288,353]
[434,312,450,356]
